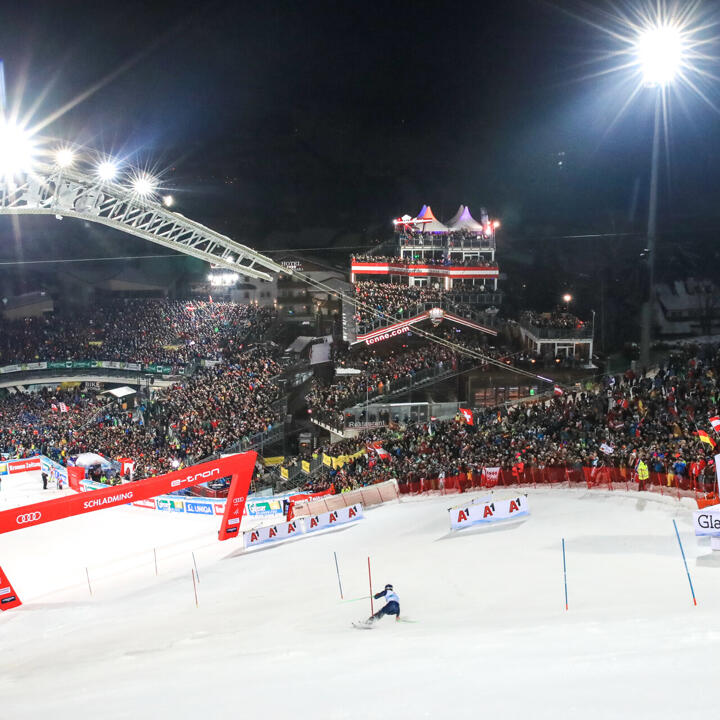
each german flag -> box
[694,430,717,449]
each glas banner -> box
[0,453,256,541]
[0,565,21,611]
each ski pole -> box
[334,551,343,599]
[368,556,374,615]
[562,538,568,611]
[672,519,697,606]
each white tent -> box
[446,205,465,227]
[74,453,114,469]
[447,205,484,233]
[414,205,448,233]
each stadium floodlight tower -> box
[0,147,288,282]
[636,22,683,367]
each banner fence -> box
[397,466,715,503]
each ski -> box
[352,621,375,630]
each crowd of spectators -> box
[520,310,584,332]
[353,281,481,331]
[352,255,494,268]
[306,341,475,428]
[0,300,282,478]
[301,346,720,493]
[0,300,276,370]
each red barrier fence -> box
[398,467,716,504]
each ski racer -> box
[368,584,400,622]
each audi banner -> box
[0,453,256,540]
[0,565,21,611]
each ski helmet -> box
[385,584,393,591]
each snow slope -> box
[1,485,719,720]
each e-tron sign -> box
[0,453,256,543]
[354,309,497,346]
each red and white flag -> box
[58,402,69,413]
[51,403,58,412]
[554,385,564,397]
[710,416,720,433]
[459,408,474,425]
[370,441,390,459]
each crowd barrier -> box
[290,480,399,518]
[397,466,717,504]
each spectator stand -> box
[514,311,594,367]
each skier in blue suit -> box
[369,584,400,622]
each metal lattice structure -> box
[0,163,288,281]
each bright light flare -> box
[0,118,36,179]
[562,293,573,303]
[162,194,174,207]
[55,148,75,168]
[132,172,157,197]
[97,160,119,181]
[637,25,684,86]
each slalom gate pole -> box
[562,538,568,611]
[672,519,697,606]
[334,551,343,599]
[85,567,92,596]
[154,548,158,576]
[368,556,374,615]
[192,569,199,608]
[192,552,200,583]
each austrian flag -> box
[694,430,717,449]
[459,408,474,425]
[553,385,564,397]
[710,416,720,433]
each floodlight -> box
[132,173,156,197]
[0,119,35,178]
[97,160,118,181]
[562,293,573,303]
[637,25,683,86]
[55,148,75,168]
[162,194,174,207]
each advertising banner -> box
[246,498,284,517]
[132,499,157,510]
[218,452,257,541]
[185,501,214,516]
[242,519,303,548]
[0,565,21,611]
[0,453,256,540]
[449,495,529,530]
[304,504,364,533]
[8,458,41,474]
[693,506,720,536]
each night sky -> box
[2,1,720,258]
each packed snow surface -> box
[1,475,720,719]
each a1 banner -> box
[243,519,303,548]
[305,504,364,533]
[0,453,256,542]
[450,495,529,530]
[0,565,21,611]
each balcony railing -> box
[518,321,593,340]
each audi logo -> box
[16,512,41,525]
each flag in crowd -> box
[59,402,69,413]
[554,385,564,396]
[694,430,717,449]
[459,408,474,425]
[710,416,720,433]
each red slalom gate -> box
[0,565,21,611]
[0,452,256,542]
